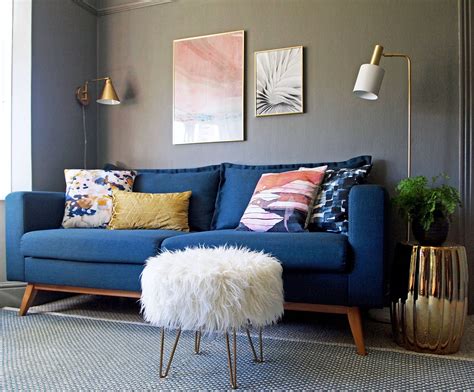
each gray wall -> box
[1,0,98,283]
[32,0,98,192]
[97,0,460,247]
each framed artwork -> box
[173,30,244,145]
[255,46,303,117]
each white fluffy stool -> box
[141,246,284,389]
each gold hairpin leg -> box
[246,327,264,363]
[225,329,238,389]
[159,328,181,378]
[194,330,201,354]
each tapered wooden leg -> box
[19,284,38,316]
[347,307,367,356]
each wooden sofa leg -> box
[19,284,38,316]
[347,307,367,356]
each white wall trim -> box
[73,0,172,16]
[0,0,13,200]
[11,0,32,193]
[0,281,26,289]
[0,284,26,308]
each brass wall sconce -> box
[76,77,120,106]
[75,76,120,169]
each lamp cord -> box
[82,105,87,169]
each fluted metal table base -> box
[391,243,468,354]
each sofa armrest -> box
[348,185,387,307]
[6,191,65,281]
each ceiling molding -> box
[72,0,173,16]
[72,0,98,15]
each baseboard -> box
[0,282,74,308]
[0,283,26,308]
[0,281,27,289]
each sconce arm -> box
[89,77,110,83]
[76,77,110,106]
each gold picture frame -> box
[254,45,303,117]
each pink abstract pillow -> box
[237,166,327,232]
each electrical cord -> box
[82,105,87,169]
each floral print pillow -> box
[62,169,136,228]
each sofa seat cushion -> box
[21,229,187,264]
[161,230,349,272]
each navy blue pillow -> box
[211,156,372,230]
[309,164,372,233]
[134,165,221,232]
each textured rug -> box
[2,296,474,390]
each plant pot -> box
[412,214,449,246]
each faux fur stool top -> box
[140,246,284,333]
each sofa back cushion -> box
[133,165,221,232]
[211,156,372,230]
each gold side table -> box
[391,243,468,354]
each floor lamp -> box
[353,44,412,240]
[76,77,121,169]
[353,44,412,178]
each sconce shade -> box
[353,64,385,100]
[97,78,120,105]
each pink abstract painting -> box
[173,31,244,144]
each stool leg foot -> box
[194,330,201,354]
[159,328,181,378]
[225,329,238,389]
[246,327,264,363]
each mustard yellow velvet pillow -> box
[108,190,192,231]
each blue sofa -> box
[6,156,387,355]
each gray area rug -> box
[2,296,474,390]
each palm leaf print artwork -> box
[255,46,303,116]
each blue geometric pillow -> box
[307,165,372,233]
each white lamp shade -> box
[97,98,120,105]
[353,63,385,100]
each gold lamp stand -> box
[369,45,412,178]
[353,44,412,240]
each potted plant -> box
[393,174,461,246]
